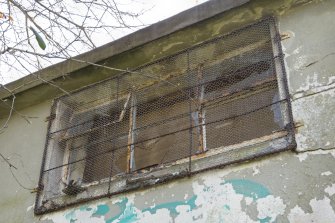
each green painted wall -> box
[0,0,334,222]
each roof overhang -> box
[0,0,248,100]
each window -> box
[35,17,295,214]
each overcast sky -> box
[1,0,209,84]
[140,0,208,24]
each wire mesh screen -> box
[36,17,292,213]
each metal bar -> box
[270,18,296,144]
[34,100,58,214]
[58,80,277,150]
[60,141,71,186]
[50,56,278,136]
[187,51,193,174]
[196,65,207,152]
[126,93,137,173]
[36,17,294,214]
[108,76,120,194]
[118,92,131,122]
[58,93,131,143]
[44,98,287,173]
[269,19,295,140]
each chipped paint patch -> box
[288,197,335,222]
[142,195,197,216]
[245,197,253,205]
[294,72,322,92]
[256,195,286,222]
[192,178,259,222]
[41,178,290,223]
[292,46,301,55]
[325,184,335,196]
[252,167,260,176]
[42,202,108,223]
[296,148,335,162]
[293,55,308,71]
[140,208,172,223]
[296,152,309,162]
[292,85,335,152]
[321,171,332,176]
[26,204,34,212]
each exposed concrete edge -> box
[1,0,249,100]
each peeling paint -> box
[288,197,335,222]
[293,88,335,151]
[256,195,286,222]
[1,0,335,222]
[27,204,35,212]
[296,149,335,162]
[325,184,335,196]
[321,171,332,176]
[41,178,291,223]
[252,167,260,176]
[142,195,197,216]
[38,149,335,223]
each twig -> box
[6,47,199,107]
[9,167,36,191]
[0,85,15,133]
[0,152,37,191]
[0,84,35,127]
[0,152,17,169]
[0,98,36,124]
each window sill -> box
[36,131,295,214]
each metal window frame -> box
[35,16,296,215]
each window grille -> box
[35,17,295,214]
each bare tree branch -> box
[0,84,16,133]
[5,46,200,108]
[0,152,37,191]
[0,152,17,169]
[0,0,149,193]
[0,0,146,84]
[0,83,35,126]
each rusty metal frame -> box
[35,16,296,215]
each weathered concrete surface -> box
[0,101,50,223]
[0,0,334,222]
[36,150,335,223]
[279,0,335,152]
[291,90,335,151]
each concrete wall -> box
[0,0,334,222]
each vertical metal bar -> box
[126,93,137,173]
[61,140,71,186]
[35,100,57,214]
[270,18,296,145]
[187,51,193,174]
[108,76,119,195]
[269,18,295,140]
[196,64,207,152]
